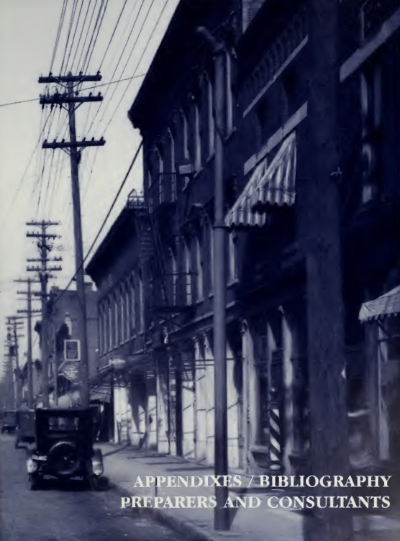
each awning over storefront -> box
[90,383,112,403]
[225,132,297,229]
[359,285,400,322]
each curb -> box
[108,479,220,541]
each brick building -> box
[87,0,400,485]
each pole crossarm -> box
[26,221,60,226]
[38,74,101,84]
[14,278,41,283]
[26,232,59,239]
[26,266,62,273]
[40,95,103,107]
[43,138,105,149]
[27,257,62,262]
[17,309,42,314]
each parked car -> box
[15,410,36,449]
[1,410,17,433]
[26,408,104,490]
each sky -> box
[0,0,179,375]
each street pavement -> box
[0,434,186,541]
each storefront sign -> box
[64,339,80,361]
[61,361,80,382]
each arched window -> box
[155,147,164,204]
[195,235,203,301]
[225,49,234,135]
[130,275,136,335]
[113,293,118,348]
[205,74,215,157]
[169,248,177,306]
[193,102,201,171]
[184,239,192,305]
[167,129,176,202]
[138,273,144,331]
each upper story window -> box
[108,300,112,351]
[167,128,177,202]
[180,109,189,160]
[209,221,214,291]
[98,305,104,354]
[124,282,130,342]
[195,235,203,301]
[193,102,202,171]
[169,248,177,306]
[205,74,215,157]
[130,275,136,336]
[228,232,237,283]
[225,49,234,136]
[360,61,382,204]
[184,239,192,305]
[138,273,144,332]
[119,285,125,344]
[155,147,164,204]
[147,166,153,214]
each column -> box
[146,369,157,449]
[168,354,178,456]
[226,338,240,469]
[282,308,294,474]
[181,347,195,458]
[156,357,170,454]
[194,336,207,462]
[204,332,215,465]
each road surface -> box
[0,434,185,541]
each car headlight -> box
[26,458,38,473]
[91,450,103,476]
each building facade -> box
[87,0,400,480]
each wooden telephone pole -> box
[26,222,62,407]
[15,278,42,409]
[6,316,25,409]
[38,72,105,409]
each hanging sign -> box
[61,361,80,382]
[64,339,80,361]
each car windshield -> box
[47,416,80,431]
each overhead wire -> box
[83,0,110,74]
[60,0,79,75]
[79,0,105,73]
[85,0,147,137]
[98,0,129,72]
[50,0,68,73]
[53,141,143,307]
[75,0,98,73]
[0,108,54,227]
[64,0,86,74]
[101,0,169,135]
[70,0,93,73]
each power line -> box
[1,109,54,227]
[98,0,129,71]
[64,0,86,74]
[75,0,98,72]
[0,98,38,108]
[83,0,110,74]
[50,0,68,73]
[60,0,79,75]
[102,0,169,135]
[70,0,93,72]
[54,141,142,307]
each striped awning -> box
[225,132,297,229]
[359,285,400,322]
[90,383,111,403]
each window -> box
[193,102,201,171]
[98,305,104,354]
[360,62,381,203]
[228,232,237,283]
[184,240,192,305]
[108,301,112,351]
[195,236,203,301]
[167,129,176,202]
[209,222,214,290]
[155,147,164,204]
[113,293,118,348]
[181,109,189,160]
[138,274,144,331]
[225,49,234,135]
[169,248,177,306]
[206,74,215,157]
[124,283,130,341]
[130,275,136,336]
[119,286,124,344]
[147,167,153,213]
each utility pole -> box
[26,222,62,407]
[15,278,42,409]
[38,72,105,409]
[197,27,229,531]
[6,316,24,409]
[3,330,15,409]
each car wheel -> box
[28,473,41,491]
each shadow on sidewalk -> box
[101,443,131,457]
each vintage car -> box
[1,410,17,433]
[26,408,104,490]
[15,410,36,449]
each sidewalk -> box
[97,442,400,541]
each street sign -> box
[64,339,80,361]
[60,361,79,382]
